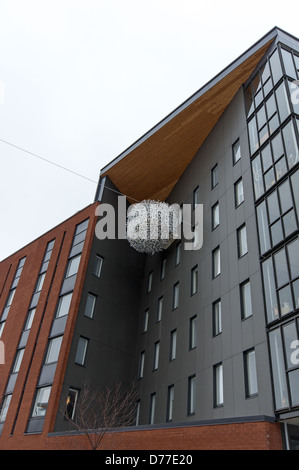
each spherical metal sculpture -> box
[127,200,180,254]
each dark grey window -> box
[232,139,241,164]
[213,299,222,336]
[84,293,97,319]
[211,164,218,189]
[191,265,198,295]
[193,186,200,209]
[167,385,175,422]
[153,341,160,371]
[157,297,163,322]
[173,282,179,310]
[237,224,248,258]
[212,202,219,229]
[149,393,156,425]
[214,363,223,407]
[244,349,258,397]
[75,337,89,366]
[138,351,145,379]
[189,316,197,350]
[170,329,177,361]
[235,179,244,207]
[143,309,149,333]
[240,280,253,320]
[175,242,181,266]
[65,388,79,421]
[147,272,153,293]
[93,255,103,278]
[212,246,221,278]
[188,375,196,415]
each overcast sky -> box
[0,0,298,261]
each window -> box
[143,309,149,333]
[170,329,177,361]
[212,247,221,278]
[188,375,196,415]
[269,328,289,409]
[0,394,12,422]
[147,272,153,293]
[153,341,160,371]
[232,139,241,164]
[149,393,156,424]
[32,386,52,417]
[24,308,36,330]
[56,293,73,318]
[160,258,166,280]
[12,348,25,373]
[240,280,253,319]
[157,297,163,322]
[173,282,179,310]
[45,336,63,364]
[66,255,81,278]
[212,202,219,230]
[214,363,223,407]
[135,400,140,426]
[75,337,89,366]
[175,242,181,266]
[235,179,244,207]
[193,186,200,209]
[6,288,16,307]
[65,388,79,421]
[138,351,145,379]
[244,349,258,397]
[35,273,46,293]
[167,385,175,422]
[237,224,248,258]
[191,265,198,295]
[189,316,197,350]
[211,164,218,189]
[213,299,222,336]
[84,293,97,319]
[93,255,103,278]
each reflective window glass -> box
[269,49,283,85]
[287,239,299,280]
[276,82,291,123]
[279,180,292,213]
[274,248,289,288]
[252,155,264,199]
[281,49,296,78]
[283,322,298,369]
[282,120,299,169]
[278,285,293,315]
[269,329,289,409]
[271,132,284,162]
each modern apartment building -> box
[0,26,299,450]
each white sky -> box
[0,0,298,261]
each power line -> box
[0,137,98,184]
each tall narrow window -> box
[235,178,244,207]
[157,297,163,322]
[66,255,81,278]
[214,363,223,407]
[35,273,46,293]
[75,337,89,366]
[212,202,220,230]
[232,139,241,165]
[143,309,149,333]
[170,329,177,361]
[84,293,97,319]
[244,349,258,397]
[138,351,145,379]
[153,341,160,371]
[175,242,181,266]
[12,348,25,373]
[160,258,166,280]
[213,299,222,336]
[240,280,253,319]
[0,394,12,422]
[93,255,104,278]
[65,388,79,421]
[189,316,197,350]
[56,293,73,318]
[135,400,140,426]
[237,224,248,258]
[173,282,179,310]
[188,375,196,415]
[167,385,175,422]
[191,265,198,295]
[213,247,221,278]
[149,393,156,425]
[211,164,218,189]
[147,272,153,293]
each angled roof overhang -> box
[99,28,280,203]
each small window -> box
[35,273,46,293]
[0,394,12,422]
[237,224,248,258]
[24,308,36,330]
[32,386,52,417]
[84,293,97,319]
[93,255,104,278]
[244,349,258,397]
[153,341,160,371]
[212,202,220,230]
[191,265,198,296]
[6,288,16,307]
[45,336,63,364]
[143,309,149,333]
[170,329,177,361]
[240,280,253,320]
[173,282,179,310]
[149,393,156,425]
[189,316,197,350]
[188,375,196,415]
[167,385,175,422]
[213,299,222,336]
[211,164,218,189]
[235,179,244,207]
[147,272,153,293]
[65,388,79,421]
[212,247,221,278]
[75,337,89,366]
[138,351,145,379]
[135,400,141,426]
[175,242,181,266]
[157,297,163,322]
[193,186,200,209]
[66,255,81,278]
[214,363,223,407]
[12,348,25,373]
[56,293,73,318]
[232,139,241,165]
[160,258,166,280]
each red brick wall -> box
[0,420,283,450]
[0,203,98,445]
